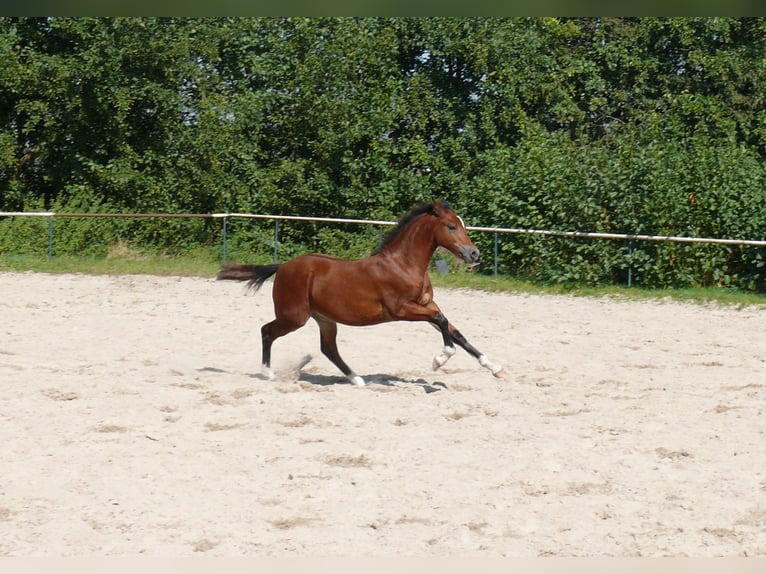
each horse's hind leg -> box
[261,318,304,379]
[314,316,365,386]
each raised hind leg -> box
[314,315,365,386]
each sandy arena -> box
[0,271,765,556]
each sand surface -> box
[1,271,765,557]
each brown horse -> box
[217,199,505,385]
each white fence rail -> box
[2,211,766,284]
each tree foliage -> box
[1,17,765,289]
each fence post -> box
[493,231,498,277]
[627,240,633,287]
[48,216,54,259]
[273,219,279,263]
[221,216,228,262]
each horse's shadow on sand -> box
[197,366,446,393]
[295,372,447,393]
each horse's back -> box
[276,253,379,293]
[277,253,358,278]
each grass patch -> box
[1,252,764,309]
[431,268,766,308]
[0,250,221,278]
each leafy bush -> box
[2,18,766,290]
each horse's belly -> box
[307,261,389,326]
[310,284,389,326]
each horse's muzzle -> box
[459,245,480,267]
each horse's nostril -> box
[460,246,480,265]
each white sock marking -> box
[262,365,276,380]
[479,354,504,376]
[348,373,366,386]
[433,345,457,370]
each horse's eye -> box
[448,224,457,232]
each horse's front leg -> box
[395,300,505,379]
[427,312,505,379]
[429,312,457,371]
[392,301,457,371]
[447,323,506,379]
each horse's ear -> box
[431,199,448,215]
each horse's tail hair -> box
[217,263,280,292]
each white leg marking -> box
[479,354,506,379]
[348,372,366,386]
[262,365,276,380]
[432,345,457,371]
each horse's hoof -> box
[348,373,366,386]
[262,366,276,381]
[493,369,507,380]
[433,346,456,371]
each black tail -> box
[217,263,280,292]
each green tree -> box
[1,17,764,289]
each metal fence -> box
[2,211,766,286]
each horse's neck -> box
[377,216,436,273]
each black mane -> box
[374,201,449,254]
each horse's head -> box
[431,200,480,267]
